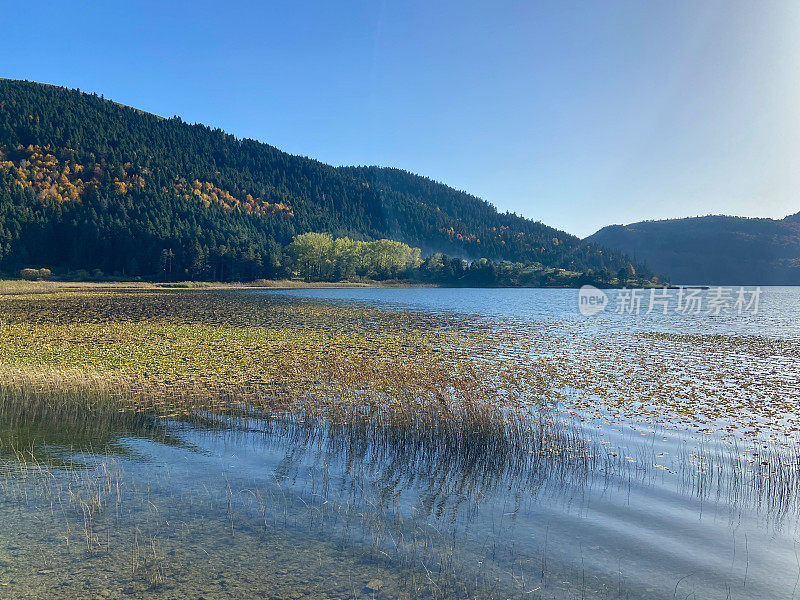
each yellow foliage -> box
[173,177,293,217]
[0,145,292,218]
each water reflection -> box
[2,398,799,599]
[0,396,188,468]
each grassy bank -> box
[0,279,437,294]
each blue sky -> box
[2,1,799,237]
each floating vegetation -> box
[554,328,800,438]
[0,287,798,438]
[0,289,556,428]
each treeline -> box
[0,79,649,280]
[279,233,658,288]
[14,230,660,288]
[412,254,651,287]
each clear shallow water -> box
[2,287,800,599]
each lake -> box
[1,286,799,599]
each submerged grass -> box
[2,383,799,600]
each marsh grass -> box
[1,288,798,512]
[0,288,563,443]
[2,287,796,439]
[676,438,800,522]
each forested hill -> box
[0,79,638,280]
[587,213,800,285]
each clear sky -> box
[2,1,799,237]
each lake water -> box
[1,287,799,599]
[271,286,800,338]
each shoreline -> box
[0,278,667,293]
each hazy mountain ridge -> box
[587,213,800,285]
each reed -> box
[0,384,601,600]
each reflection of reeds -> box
[0,369,192,466]
[0,375,600,598]
[677,438,800,523]
[262,414,595,592]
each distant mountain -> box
[0,79,641,280]
[587,213,800,285]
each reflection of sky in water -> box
[170,419,800,598]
